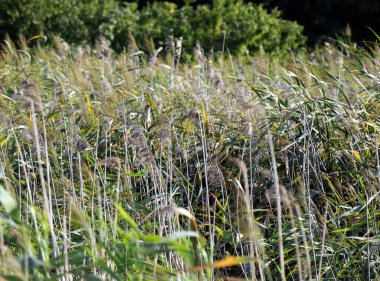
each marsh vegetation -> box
[0,35,380,280]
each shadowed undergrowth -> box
[0,38,380,280]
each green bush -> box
[0,0,305,57]
[99,2,140,51]
[105,0,305,57]
[0,0,117,44]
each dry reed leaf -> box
[159,205,198,231]
[159,205,194,220]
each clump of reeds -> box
[1,37,380,281]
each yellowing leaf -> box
[85,93,93,116]
[201,102,210,134]
[322,174,344,204]
[188,256,251,272]
[365,147,370,157]
[365,122,377,132]
[47,111,59,121]
[28,35,43,41]
[209,256,248,269]
[352,150,361,161]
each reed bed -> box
[0,37,380,280]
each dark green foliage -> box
[0,0,118,44]
[0,0,305,57]
[108,0,305,57]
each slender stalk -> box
[267,127,286,281]
[31,102,59,257]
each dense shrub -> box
[0,0,305,57]
[0,0,118,44]
[106,0,305,57]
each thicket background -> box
[3,0,378,59]
[140,0,380,45]
[0,0,309,58]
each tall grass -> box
[1,37,380,280]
